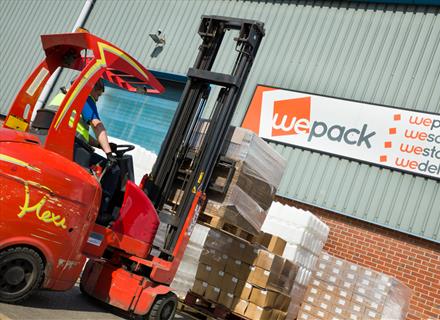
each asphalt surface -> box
[0,284,190,320]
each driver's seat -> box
[96,148,136,226]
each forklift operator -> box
[48,79,120,224]
[76,79,117,166]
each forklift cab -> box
[1,30,164,301]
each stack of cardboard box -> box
[192,125,286,234]
[298,252,412,320]
[262,202,329,319]
[191,228,298,320]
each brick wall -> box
[277,198,440,320]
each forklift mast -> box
[145,16,265,255]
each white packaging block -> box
[170,224,210,298]
[295,266,312,286]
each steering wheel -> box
[112,144,135,157]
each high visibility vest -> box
[48,92,90,142]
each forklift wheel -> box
[146,292,178,320]
[0,247,44,303]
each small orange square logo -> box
[380,155,387,162]
[389,128,397,134]
[393,114,401,121]
[384,141,392,148]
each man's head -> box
[91,79,105,101]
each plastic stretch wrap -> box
[380,276,412,320]
[204,227,239,252]
[170,224,210,299]
[205,185,268,233]
[298,251,412,320]
[193,123,286,233]
[191,122,286,187]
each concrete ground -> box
[0,284,190,320]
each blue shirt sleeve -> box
[82,96,100,123]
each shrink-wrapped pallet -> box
[191,228,298,320]
[298,252,412,320]
[195,124,286,234]
[167,224,210,299]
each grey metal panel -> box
[0,0,84,115]
[271,144,440,243]
[2,0,439,242]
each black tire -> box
[146,292,178,320]
[0,247,44,303]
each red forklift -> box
[0,16,264,319]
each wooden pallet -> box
[179,291,248,320]
[197,212,257,243]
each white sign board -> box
[242,86,440,179]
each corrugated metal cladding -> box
[0,0,84,115]
[1,1,439,243]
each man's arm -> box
[90,119,112,154]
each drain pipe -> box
[32,0,95,118]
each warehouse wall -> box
[279,197,440,320]
[0,0,84,114]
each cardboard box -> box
[225,258,242,275]
[218,291,234,309]
[303,294,319,307]
[301,303,330,319]
[328,266,343,277]
[272,309,287,320]
[342,269,358,283]
[253,249,284,273]
[257,232,286,256]
[348,301,365,316]
[344,262,360,274]
[351,293,367,306]
[211,271,238,293]
[364,307,382,320]
[317,261,330,272]
[337,288,352,299]
[297,310,315,320]
[330,305,348,319]
[225,259,252,280]
[275,293,291,311]
[305,285,320,299]
[333,296,349,309]
[280,259,298,292]
[340,280,355,291]
[192,280,208,296]
[195,263,214,282]
[224,238,257,264]
[223,274,239,293]
[357,268,376,280]
[235,281,252,300]
[244,303,272,320]
[204,230,224,250]
[346,313,363,320]
[249,287,278,308]
[315,270,339,286]
[320,292,333,304]
[199,248,227,271]
[231,298,248,316]
[204,285,220,302]
[248,266,284,292]
[241,243,259,265]
[316,300,332,313]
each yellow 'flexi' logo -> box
[18,183,67,229]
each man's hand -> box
[106,152,118,166]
